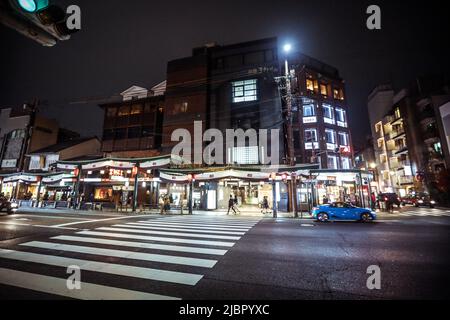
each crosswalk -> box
[0,215,260,300]
[393,208,450,218]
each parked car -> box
[378,193,401,208]
[0,196,17,215]
[312,202,377,222]
[412,193,436,208]
[400,194,416,206]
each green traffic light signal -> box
[17,0,49,13]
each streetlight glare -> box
[283,43,292,53]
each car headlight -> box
[430,200,436,204]
[418,200,424,204]
[10,203,18,208]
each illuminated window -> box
[306,79,314,92]
[327,155,338,169]
[118,106,130,116]
[325,128,336,144]
[338,132,349,146]
[232,79,258,103]
[320,84,328,96]
[304,128,318,142]
[336,108,345,122]
[303,103,315,117]
[433,142,442,154]
[131,104,143,115]
[341,157,351,169]
[231,146,259,164]
[323,104,334,120]
[395,107,401,119]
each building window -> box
[320,84,328,96]
[335,108,346,126]
[118,106,130,116]
[325,129,336,144]
[303,103,315,117]
[323,104,334,124]
[304,128,318,142]
[131,104,143,115]
[127,127,141,139]
[107,107,117,118]
[114,128,127,140]
[142,126,154,137]
[327,155,338,169]
[231,146,259,165]
[433,142,442,155]
[293,130,301,149]
[9,129,26,139]
[333,88,344,100]
[395,107,401,119]
[171,102,189,115]
[341,157,351,169]
[306,78,315,92]
[232,79,258,103]
[338,132,349,146]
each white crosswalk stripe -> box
[0,215,260,300]
[392,209,450,217]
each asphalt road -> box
[0,206,449,300]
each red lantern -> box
[132,166,138,176]
[73,168,80,177]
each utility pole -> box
[19,98,39,173]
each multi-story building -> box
[99,83,165,158]
[0,106,58,174]
[289,52,353,169]
[162,37,353,169]
[368,76,450,197]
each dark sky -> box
[1,0,449,147]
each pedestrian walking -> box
[227,195,236,215]
[371,192,376,210]
[261,196,269,214]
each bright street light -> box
[283,43,292,53]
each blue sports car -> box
[312,202,376,222]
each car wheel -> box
[360,212,372,222]
[430,205,435,208]
[317,212,329,222]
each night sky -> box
[1,0,449,147]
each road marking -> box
[97,227,241,240]
[154,218,259,225]
[77,231,235,247]
[0,222,30,226]
[0,248,203,285]
[0,267,179,300]
[120,223,246,235]
[138,220,255,229]
[18,215,94,221]
[51,214,153,227]
[32,225,78,230]
[21,241,217,268]
[51,235,228,256]
[133,221,250,231]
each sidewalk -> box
[15,206,312,218]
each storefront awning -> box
[55,154,182,171]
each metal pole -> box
[188,180,193,215]
[35,179,42,208]
[132,167,139,212]
[272,180,277,218]
[73,165,82,209]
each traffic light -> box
[0,0,79,46]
